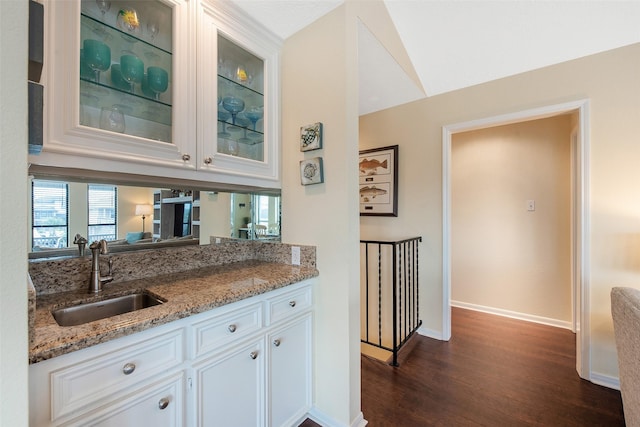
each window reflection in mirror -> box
[29,179,281,257]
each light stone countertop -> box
[30,260,318,364]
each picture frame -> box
[359,145,398,216]
[300,157,324,185]
[300,122,323,151]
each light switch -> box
[526,200,535,211]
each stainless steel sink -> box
[52,292,164,327]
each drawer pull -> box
[228,324,237,333]
[273,339,281,347]
[122,363,136,375]
[249,351,258,360]
[289,301,296,308]
[158,397,170,410]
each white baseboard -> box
[306,408,367,427]
[590,371,620,391]
[417,325,446,341]
[451,300,573,330]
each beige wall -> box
[282,1,363,424]
[360,42,640,381]
[199,191,232,243]
[0,0,28,425]
[116,186,155,238]
[451,115,572,323]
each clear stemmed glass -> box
[222,96,245,125]
[83,39,111,83]
[95,0,111,21]
[117,7,141,45]
[235,115,251,144]
[120,54,144,93]
[147,20,159,41]
[217,110,231,138]
[99,105,125,133]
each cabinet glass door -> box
[217,34,264,161]
[80,0,173,143]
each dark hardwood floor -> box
[359,307,625,426]
[301,307,624,426]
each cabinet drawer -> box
[51,328,183,421]
[191,302,262,359]
[63,372,184,427]
[266,285,312,325]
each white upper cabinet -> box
[34,0,281,188]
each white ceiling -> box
[232,0,640,115]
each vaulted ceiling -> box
[232,0,640,115]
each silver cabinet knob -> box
[228,324,237,333]
[249,351,258,360]
[158,397,170,410]
[289,301,296,308]
[122,363,136,375]
[204,157,212,165]
[273,339,281,347]
[181,153,191,162]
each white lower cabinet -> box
[29,280,313,427]
[192,338,265,426]
[268,313,312,427]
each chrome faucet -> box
[88,240,113,293]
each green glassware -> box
[146,66,169,101]
[109,64,130,91]
[83,39,111,83]
[120,54,144,93]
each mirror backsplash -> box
[29,178,281,259]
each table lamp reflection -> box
[135,204,153,232]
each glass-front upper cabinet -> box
[37,0,280,187]
[198,0,281,184]
[41,0,194,170]
[79,0,173,142]
[217,35,264,161]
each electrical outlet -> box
[291,246,301,265]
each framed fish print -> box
[359,145,398,216]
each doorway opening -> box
[441,99,591,379]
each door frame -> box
[441,99,591,379]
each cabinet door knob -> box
[158,397,170,410]
[182,153,191,162]
[249,351,258,360]
[273,339,281,347]
[289,301,296,308]
[122,363,136,375]
[204,157,212,165]
[228,324,237,333]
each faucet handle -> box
[100,239,109,255]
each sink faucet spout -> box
[88,239,113,293]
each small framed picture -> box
[359,145,398,216]
[300,122,323,151]
[300,157,324,185]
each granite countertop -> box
[30,260,318,364]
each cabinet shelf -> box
[80,80,172,129]
[80,12,172,56]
